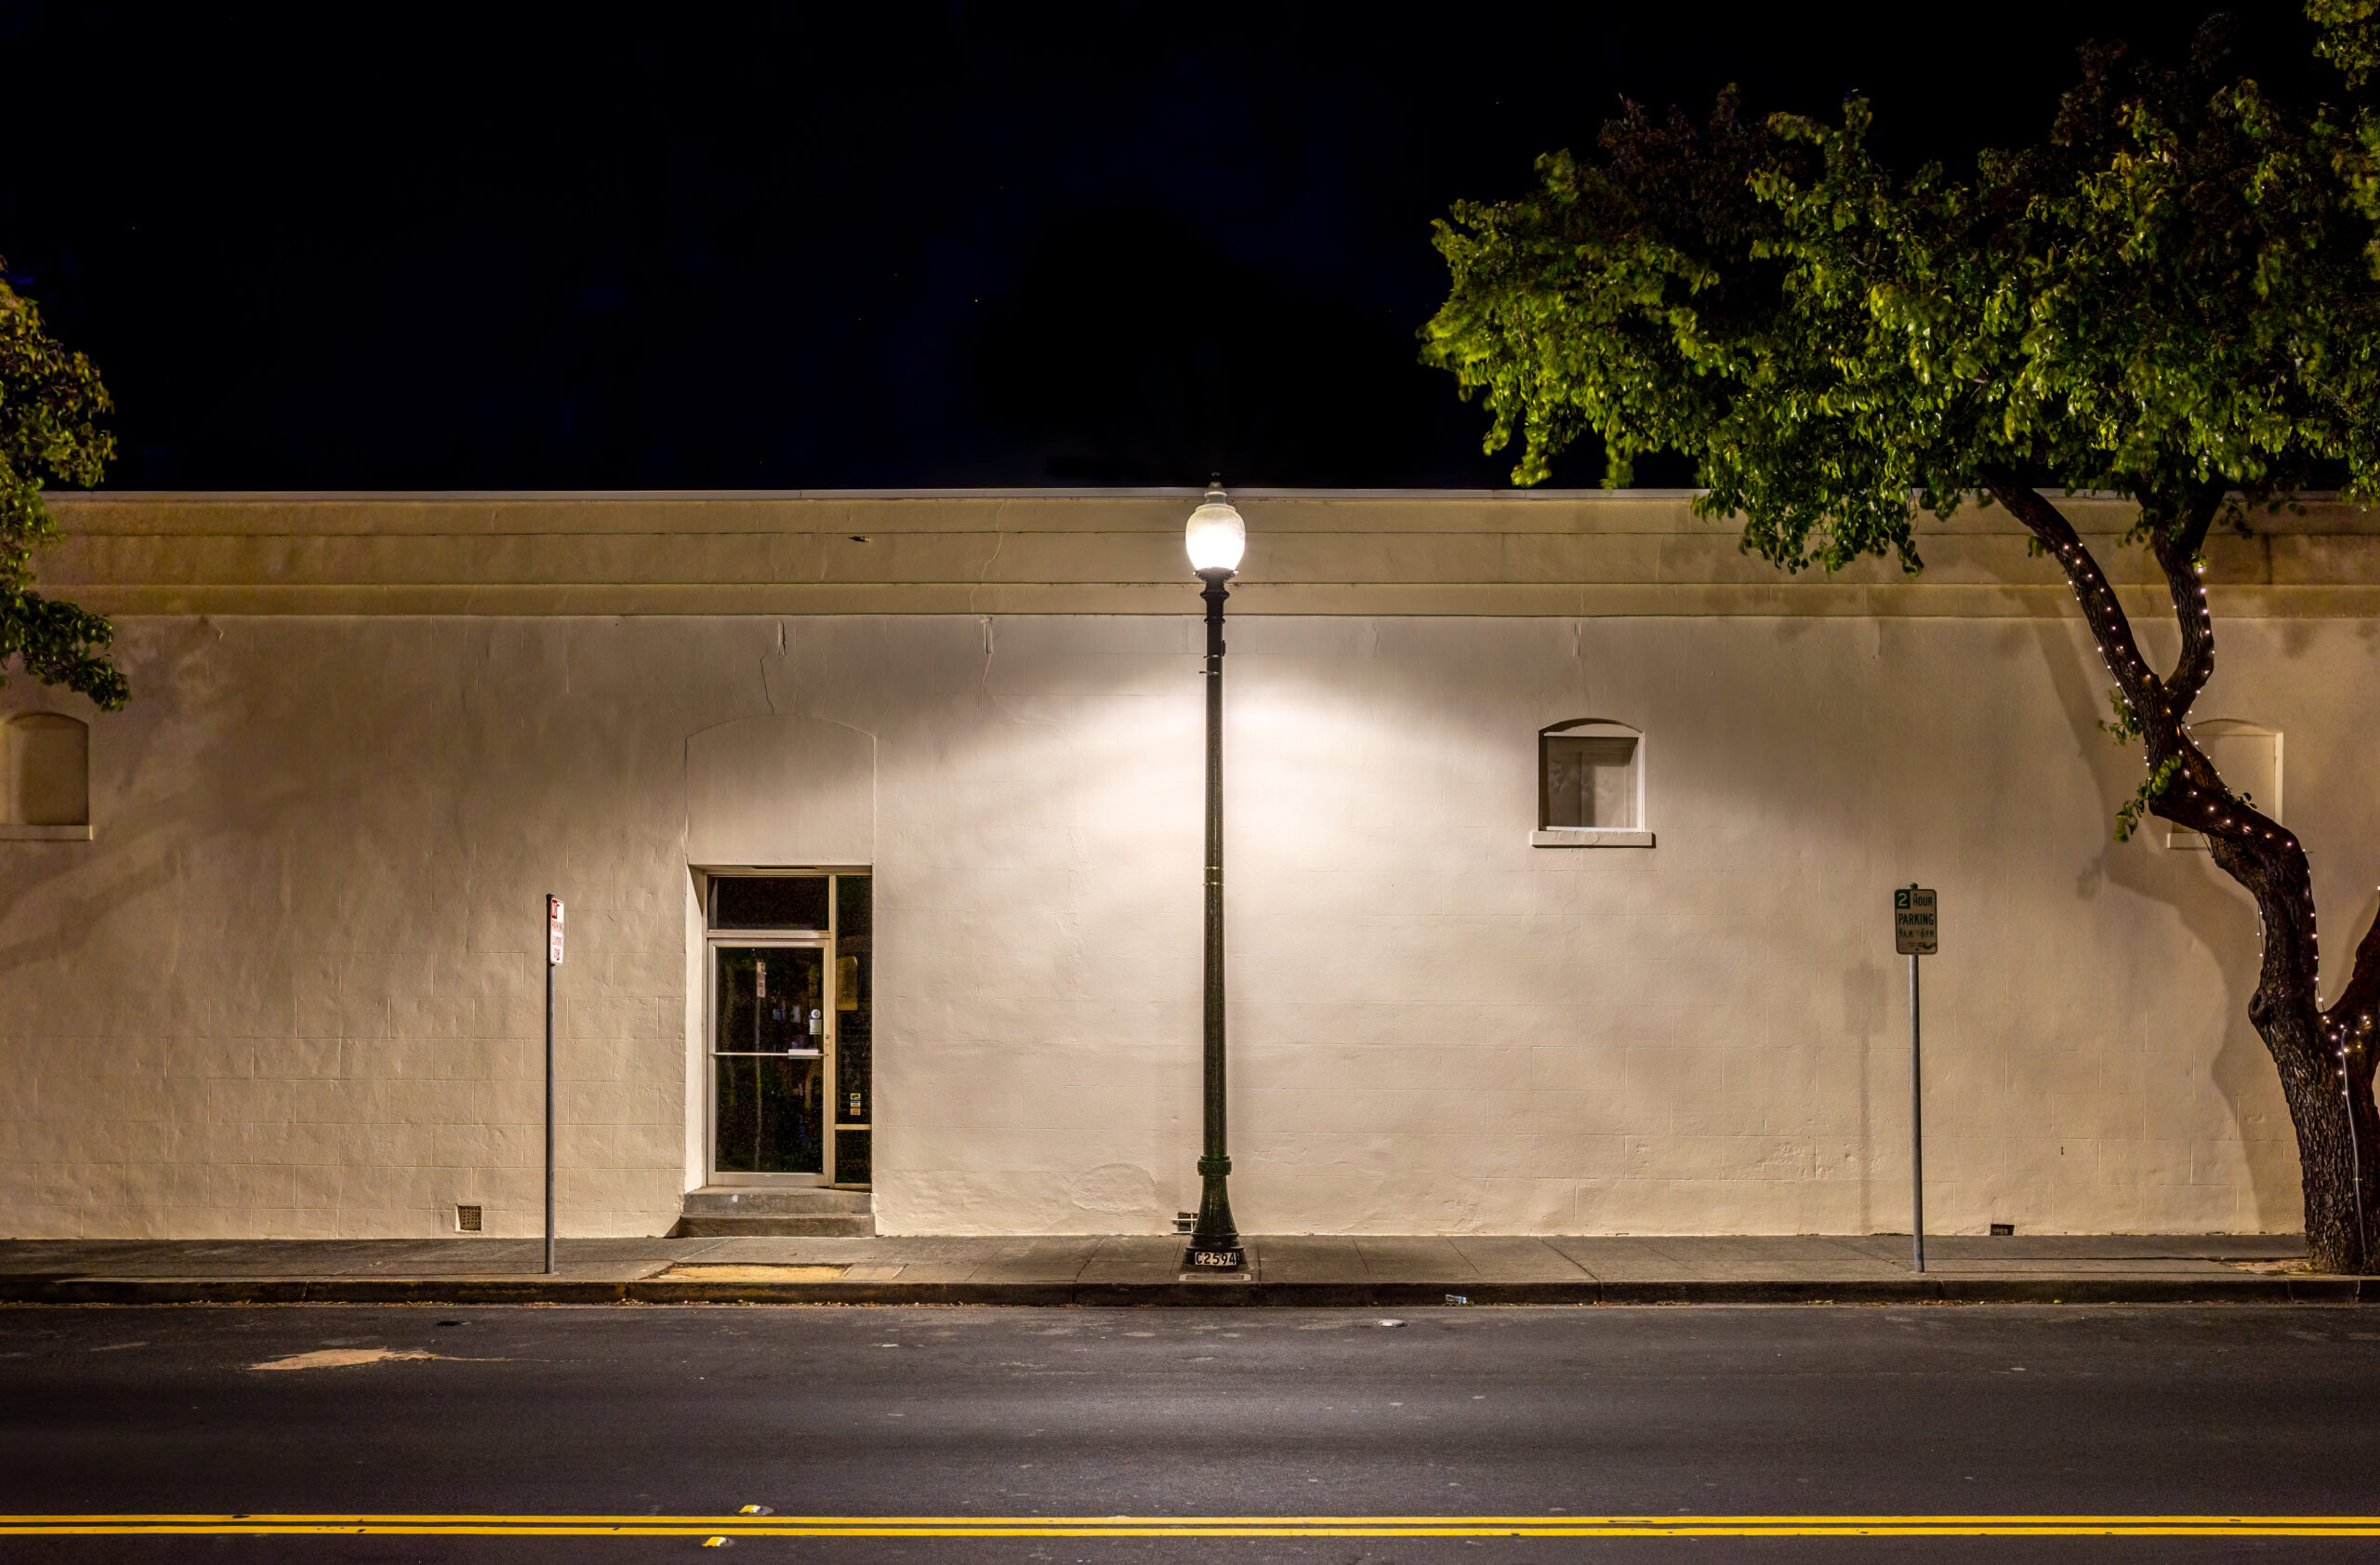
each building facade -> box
[2,489,2374,1240]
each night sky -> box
[0,2,2324,491]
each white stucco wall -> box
[4,601,2370,1239]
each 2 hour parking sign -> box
[1894,887,1937,955]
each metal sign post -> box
[546,895,563,1277]
[1895,886,1937,1273]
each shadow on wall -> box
[1841,960,1891,1234]
[0,619,298,986]
[2028,617,2300,1228]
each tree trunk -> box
[2255,1004,2371,1275]
[1979,470,2380,1274]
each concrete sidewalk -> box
[0,1232,2355,1306]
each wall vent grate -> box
[456,1204,483,1232]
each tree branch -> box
[2327,899,2380,1085]
[1977,468,2166,716]
[1978,469,2317,1010]
[2147,489,2220,717]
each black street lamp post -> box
[1183,479,1247,1271]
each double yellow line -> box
[1,1514,2377,1537]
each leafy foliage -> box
[2310,0,2380,86]
[0,275,126,710]
[2098,686,2144,746]
[2114,755,2184,844]
[1421,20,2380,572]
[1422,7,2380,1274]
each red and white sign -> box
[548,896,565,965]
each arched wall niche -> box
[2,712,90,838]
[685,712,874,867]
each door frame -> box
[703,933,836,1187]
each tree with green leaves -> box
[0,273,126,711]
[1422,11,2380,1272]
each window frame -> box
[1531,717,1653,849]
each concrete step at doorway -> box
[669,1187,874,1237]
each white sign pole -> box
[1895,885,1937,1275]
[546,895,563,1277]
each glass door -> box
[709,942,827,1177]
[701,870,870,1187]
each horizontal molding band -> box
[44,492,2380,537]
[34,494,2380,615]
[36,530,2373,587]
[55,582,2380,618]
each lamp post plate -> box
[1183,1246,1247,1270]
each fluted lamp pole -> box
[1183,478,1248,1271]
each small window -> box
[2,712,89,836]
[1533,719,1652,848]
[1546,733,1637,829]
[2169,721,2280,850]
[709,874,830,930]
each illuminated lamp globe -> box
[1184,484,1246,576]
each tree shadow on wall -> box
[961,207,1514,488]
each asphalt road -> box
[2,1304,2377,1561]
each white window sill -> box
[1531,829,1654,848]
[2167,829,2208,850]
[0,824,90,841]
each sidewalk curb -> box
[0,1275,2363,1307]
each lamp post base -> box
[1183,1154,1243,1269]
